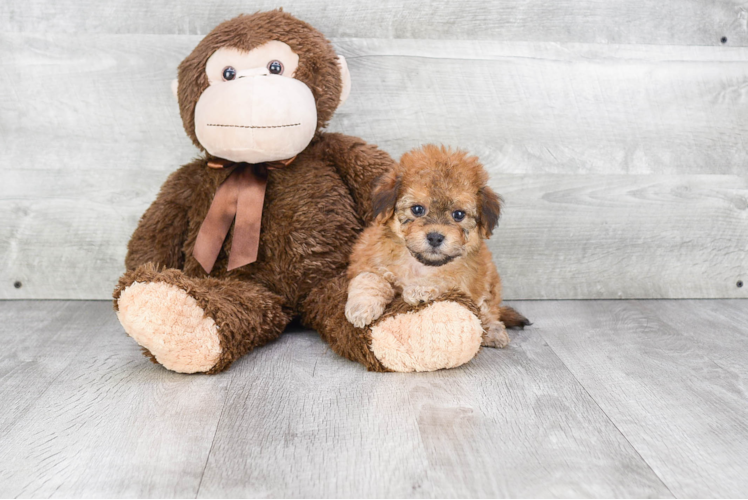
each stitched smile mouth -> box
[207,123,301,129]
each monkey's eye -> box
[222,66,237,81]
[267,60,284,75]
[452,210,466,222]
[411,205,426,217]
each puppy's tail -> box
[500,306,532,330]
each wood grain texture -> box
[490,174,748,299]
[0,301,101,434]
[2,34,747,300]
[518,300,748,498]
[2,171,745,300]
[2,0,747,47]
[332,39,748,175]
[0,34,197,173]
[0,301,233,498]
[194,324,670,498]
[0,169,168,299]
[5,35,748,175]
[2,299,748,497]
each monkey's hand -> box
[345,272,395,328]
[402,285,441,306]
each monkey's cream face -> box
[193,41,320,164]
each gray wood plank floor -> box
[0,300,746,498]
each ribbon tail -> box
[227,168,267,270]
[193,172,241,274]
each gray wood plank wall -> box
[1,1,747,299]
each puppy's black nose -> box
[426,232,445,248]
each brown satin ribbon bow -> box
[193,156,295,274]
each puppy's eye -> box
[411,205,426,217]
[452,210,466,222]
[267,60,284,75]
[222,66,237,81]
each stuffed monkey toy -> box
[113,10,497,373]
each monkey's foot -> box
[369,301,483,372]
[116,281,222,374]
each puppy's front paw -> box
[402,285,440,306]
[482,322,510,348]
[345,296,387,329]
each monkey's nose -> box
[426,232,445,248]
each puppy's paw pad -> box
[402,286,440,306]
[482,322,510,349]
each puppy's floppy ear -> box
[372,169,400,222]
[478,186,502,238]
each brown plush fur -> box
[114,11,400,372]
[345,145,530,342]
[114,128,397,371]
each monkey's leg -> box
[113,263,290,374]
[301,272,485,373]
[301,272,388,371]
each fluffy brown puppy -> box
[112,11,490,374]
[346,145,530,347]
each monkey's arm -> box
[125,168,193,271]
[322,133,397,224]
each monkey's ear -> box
[372,169,400,222]
[479,186,502,238]
[170,79,179,99]
[337,56,351,106]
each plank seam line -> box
[536,327,678,498]
[343,53,746,64]
[195,373,235,499]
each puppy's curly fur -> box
[345,145,530,347]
